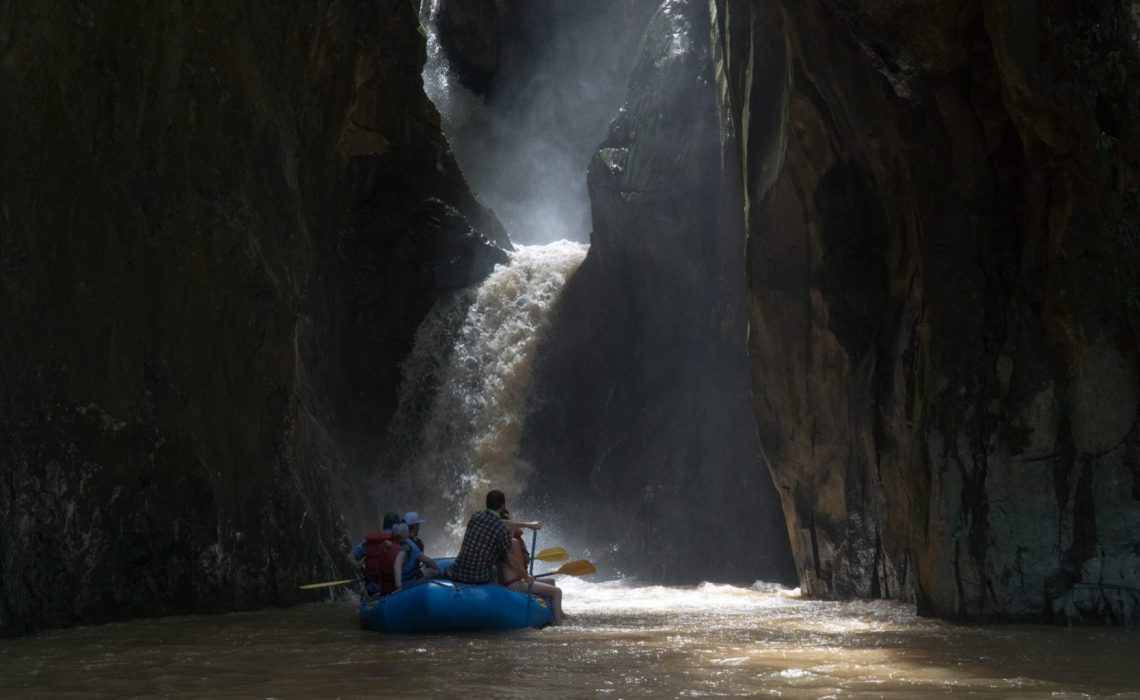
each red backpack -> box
[362,532,400,594]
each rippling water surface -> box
[2,579,1138,699]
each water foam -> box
[383,241,588,541]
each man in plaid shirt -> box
[449,489,540,584]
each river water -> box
[3,578,1138,699]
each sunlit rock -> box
[715,0,1140,623]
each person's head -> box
[391,522,409,542]
[403,511,424,534]
[382,511,401,530]
[486,489,506,513]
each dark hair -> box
[382,511,401,530]
[486,489,506,510]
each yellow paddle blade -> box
[543,559,596,577]
[299,578,358,590]
[534,546,569,562]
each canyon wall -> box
[0,0,506,635]
[521,0,796,584]
[716,0,1140,622]
[6,0,1138,633]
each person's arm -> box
[501,518,541,531]
[347,543,364,572]
[419,554,438,569]
[394,550,406,590]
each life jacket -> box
[362,532,401,594]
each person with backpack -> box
[347,521,441,597]
[346,530,397,597]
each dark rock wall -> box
[521,0,796,584]
[717,0,1140,622]
[0,0,506,635]
[430,0,501,93]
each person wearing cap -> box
[403,511,427,553]
[345,510,405,594]
[391,522,441,590]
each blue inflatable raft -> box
[359,578,553,633]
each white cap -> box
[403,511,424,525]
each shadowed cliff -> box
[715,0,1140,623]
[0,0,506,634]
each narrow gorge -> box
[2,0,1138,643]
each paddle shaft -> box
[525,529,537,625]
[299,577,362,590]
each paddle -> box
[299,578,361,590]
[534,546,569,562]
[526,530,538,626]
[535,560,596,578]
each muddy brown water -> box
[2,579,1138,699]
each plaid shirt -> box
[449,509,511,583]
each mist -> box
[421,1,657,245]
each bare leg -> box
[509,580,564,624]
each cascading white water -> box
[383,4,595,543]
[420,0,469,133]
[381,241,588,541]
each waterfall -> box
[389,3,593,545]
[380,241,588,541]
[420,0,474,136]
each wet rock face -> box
[522,0,796,585]
[430,0,501,93]
[716,0,1140,622]
[0,1,505,634]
